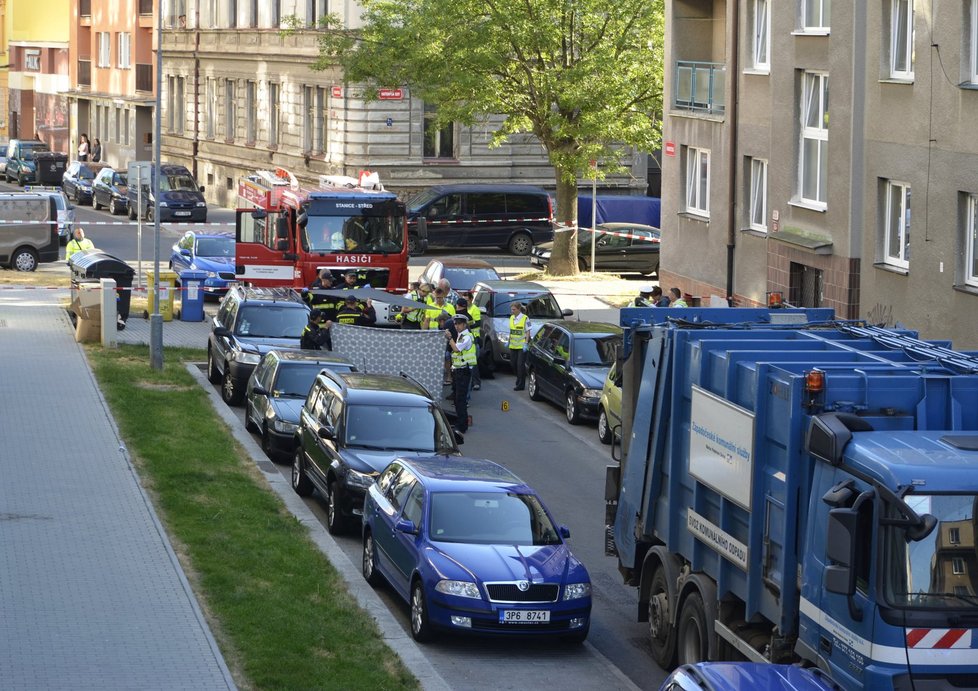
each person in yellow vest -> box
[398,281,427,330]
[457,296,482,391]
[65,227,95,264]
[422,288,455,329]
[446,313,477,433]
[669,287,689,308]
[508,301,531,391]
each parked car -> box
[25,186,74,243]
[92,167,129,215]
[244,350,357,461]
[530,222,661,275]
[127,162,207,223]
[418,258,501,293]
[406,184,554,256]
[469,280,573,375]
[206,286,311,406]
[525,321,622,424]
[660,663,843,691]
[5,139,50,186]
[597,361,622,445]
[0,192,60,271]
[362,456,592,643]
[292,370,462,535]
[170,230,236,297]
[63,161,109,205]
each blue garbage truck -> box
[605,307,978,689]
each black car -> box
[245,350,357,461]
[291,370,462,535]
[63,161,109,205]
[92,167,129,215]
[530,222,661,275]
[525,321,622,424]
[207,286,311,406]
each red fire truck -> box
[234,169,422,300]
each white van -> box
[0,193,60,271]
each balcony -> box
[78,59,91,88]
[135,63,153,93]
[674,61,725,115]
[80,0,91,16]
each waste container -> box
[178,270,207,322]
[68,249,135,326]
[34,151,69,186]
[144,269,178,321]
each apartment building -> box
[660,0,978,347]
[159,0,647,208]
[4,0,71,150]
[66,0,156,169]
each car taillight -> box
[547,195,554,222]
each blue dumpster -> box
[178,270,208,322]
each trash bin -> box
[34,151,69,185]
[178,270,207,322]
[68,249,135,325]
[144,269,178,321]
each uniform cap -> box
[344,270,358,277]
[640,285,656,294]
[456,298,469,308]
[344,295,358,303]
[452,313,469,324]
[309,309,323,320]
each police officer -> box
[508,302,530,391]
[335,295,367,326]
[300,309,332,350]
[634,285,656,307]
[447,313,476,434]
[457,297,482,391]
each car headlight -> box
[582,388,603,399]
[345,468,377,489]
[271,419,298,434]
[196,201,206,207]
[496,332,510,345]
[232,351,261,365]
[206,271,217,278]
[563,583,591,600]
[159,201,169,207]
[435,580,482,599]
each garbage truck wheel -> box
[648,564,678,669]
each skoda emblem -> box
[517,580,530,592]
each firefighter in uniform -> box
[307,270,340,321]
[336,295,368,326]
[447,313,476,433]
[300,310,332,350]
[509,302,530,391]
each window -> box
[268,82,279,146]
[227,0,238,28]
[97,32,111,68]
[423,102,455,159]
[167,76,185,133]
[883,180,911,269]
[952,557,966,575]
[684,147,710,217]
[247,0,257,27]
[752,0,770,71]
[123,109,130,145]
[206,78,217,139]
[966,195,978,287]
[749,158,768,231]
[890,0,914,79]
[224,79,236,140]
[246,81,257,143]
[117,32,131,69]
[114,107,121,142]
[971,0,978,83]
[949,527,961,544]
[307,0,328,27]
[316,87,327,153]
[802,0,830,30]
[799,72,828,207]
[201,0,217,27]
[302,86,313,152]
[270,0,282,27]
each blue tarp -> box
[577,195,661,229]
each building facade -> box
[160,0,647,208]
[660,0,978,347]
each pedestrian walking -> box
[509,302,530,391]
[447,313,476,433]
[77,133,90,161]
[300,310,332,350]
[65,227,95,263]
[91,138,102,163]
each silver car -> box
[25,186,75,244]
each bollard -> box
[100,278,118,347]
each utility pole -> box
[149,0,164,370]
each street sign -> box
[664,141,676,157]
[378,88,403,100]
[331,86,342,98]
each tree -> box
[311,0,664,274]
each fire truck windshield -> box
[303,214,403,254]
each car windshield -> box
[78,167,97,180]
[21,146,45,161]
[344,403,455,453]
[273,362,350,397]
[160,174,199,192]
[406,188,442,212]
[235,306,308,338]
[443,267,500,289]
[114,173,128,186]
[303,214,403,254]
[493,292,562,319]
[882,493,978,609]
[429,491,562,546]
[573,334,621,366]
[196,237,234,258]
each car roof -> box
[267,349,354,366]
[426,184,549,195]
[398,456,530,491]
[330,372,433,404]
[596,222,659,233]
[427,258,496,270]
[473,280,549,292]
[543,320,622,336]
[230,286,308,306]
[189,231,233,239]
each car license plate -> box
[175,211,191,217]
[499,609,550,624]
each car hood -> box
[571,365,609,390]
[239,337,302,354]
[77,179,94,188]
[269,397,305,424]
[427,542,588,585]
[341,448,452,475]
[192,256,235,271]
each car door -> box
[172,231,195,272]
[374,470,420,599]
[92,169,107,206]
[211,297,238,373]
[249,355,277,429]
[465,192,508,247]
[527,323,554,394]
[308,389,342,487]
[624,229,660,274]
[591,232,630,271]
[546,328,572,400]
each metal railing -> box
[135,64,153,92]
[674,61,726,115]
[78,59,91,87]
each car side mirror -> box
[559,525,571,539]
[553,357,566,366]
[562,309,574,317]
[180,248,192,256]
[395,518,417,534]
[317,425,335,440]
[252,385,269,396]
[214,326,231,338]
[275,239,289,251]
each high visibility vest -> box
[467,305,481,339]
[66,238,95,262]
[425,302,455,328]
[404,290,424,322]
[509,313,528,350]
[451,333,478,368]
[634,297,654,307]
[672,298,689,308]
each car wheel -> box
[578,257,589,272]
[508,232,533,256]
[109,198,118,215]
[128,203,137,221]
[206,349,222,384]
[291,450,313,497]
[407,234,423,255]
[93,196,102,211]
[362,532,382,586]
[325,480,347,535]
[146,205,154,222]
[527,369,544,401]
[565,389,581,424]
[221,367,243,406]
[410,579,436,643]
[11,247,39,272]
[648,564,678,669]
[598,407,613,445]
[244,401,259,432]
[677,591,709,666]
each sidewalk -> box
[0,304,235,690]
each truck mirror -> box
[297,211,308,228]
[275,239,289,252]
[806,413,873,467]
[825,507,858,595]
[276,217,289,239]
[251,209,267,220]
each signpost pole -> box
[590,160,597,273]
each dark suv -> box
[207,286,310,406]
[291,370,462,535]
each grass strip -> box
[88,345,418,691]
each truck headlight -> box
[435,580,481,599]
[271,419,298,434]
[563,583,591,600]
[196,201,206,207]
[345,468,377,490]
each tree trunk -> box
[548,170,579,276]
